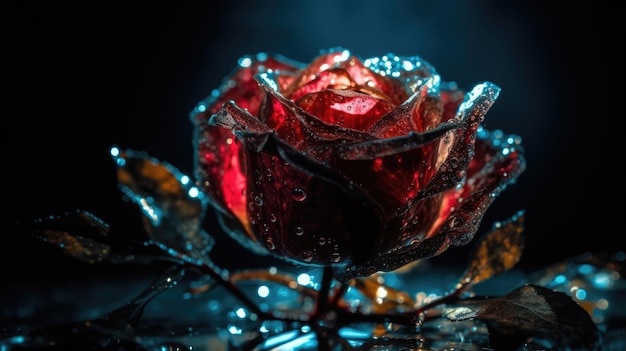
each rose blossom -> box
[190,48,525,275]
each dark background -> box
[1,1,622,284]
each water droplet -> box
[318,237,326,245]
[292,188,306,201]
[447,215,464,228]
[295,227,304,236]
[266,238,276,250]
[254,196,263,206]
[303,250,313,262]
[269,213,277,222]
[448,156,459,168]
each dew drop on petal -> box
[447,215,464,228]
[295,227,304,236]
[266,238,276,250]
[254,196,264,206]
[254,169,263,181]
[292,188,307,201]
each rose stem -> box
[314,266,334,317]
[192,259,291,322]
[412,286,464,318]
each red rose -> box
[191,48,525,276]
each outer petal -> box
[320,82,502,271]
[388,82,502,246]
[362,52,439,101]
[193,121,260,253]
[282,48,411,106]
[304,124,457,217]
[256,72,376,149]
[190,54,304,254]
[296,89,396,131]
[192,53,303,120]
[366,78,440,138]
[343,96,525,278]
[235,132,387,266]
[433,127,526,246]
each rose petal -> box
[296,89,396,132]
[300,127,453,221]
[304,123,457,161]
[191,54,303,125]
[236,132,387,266]
[367,80,436,138]
[288,68,357,101]
[420,82,502,199]
[256,72,375,149]
[283,48,410,106]
[342,129,526,278]
[209,100,273,134]
[194,124,249,229]
[343,230,451,280]
[363,53,438,95]
[321,82,501,257]
[281,48,353,97]
[433,128,526,246]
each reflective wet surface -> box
[2,252,624,350]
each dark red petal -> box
[304,123,457,161]
[209,100,272,134]
[296,89,396,132]
[256,72,375,149]
[420,82,501,199]
[304,128,451,220]
[283,48,410,106]
[366,80,462,139]
[327,83,501,259]
[236,133,386,266]
[430,127,526,246]
[367,82,433,138]
[288,68,357,101]
[282,48,353,97]
[195,124,251,232]
[337,56,408,106]
[343,115,526,279]
[190,53,303,129]
[344,229,451,280]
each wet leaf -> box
[111,147,213,264]
[457,210,525,289]
[446,284,603,350]
[31,210,112,264]
[0,266,185,351]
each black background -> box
[1,1,622,284]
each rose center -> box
[296,89,396,132]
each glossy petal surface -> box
[191,48,526,270]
